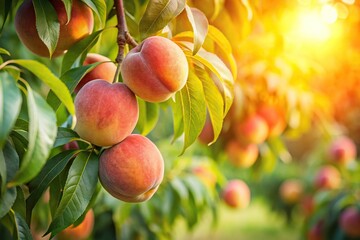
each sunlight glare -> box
[296,10,330,41]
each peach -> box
[74,53,117,93]
[58,209,94,240]
[63,141,79,150]
[314,165,341,190]
[301,195,315,217]
[226,140,259,168]
[192,164,217,188]
[222,180,251,209]
[235,114,269,145]
[74,80,138,147]
[339,207,360,237]
[328,136,357,165]
[99,134,164,203]
[256,105,286,137]
[279,179,304,204]
[121,36,188,102]
[15,0,93,58]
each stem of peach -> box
[113,0,138,83]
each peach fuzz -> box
[58,209,94,240]
[121,36,188,102]
[15,0,93,58]
[222,180,251,209]
[235,114,269,145]
[75,53,117,93]
[99,134,164,203]
[226,140,259,168]
[74,80,138,147]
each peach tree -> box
[0,0,238,239]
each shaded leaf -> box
[26,150,79,220]
[53,127,80,148]
[0,0,12,34]
[14,211,32,240]
[140,0,185,39]
[0,72,22,148]
[0,187,16,218]
[10,84,57,186]
[61,29,104,75]
[175,70,206,154]
[136,99,159,136]
[46,151,99,237]
[1,141,19,195]
[33,0,60,57]
[47,63,101,112]
[11,59,74,116]
[12,187,26,220]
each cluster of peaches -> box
[15,0,189,203]
[277,135,360,239]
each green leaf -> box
[1,141,19,195]
[140,0,185,39]
[10,83,57,186]
[26,150,79,220]
[46,151,99,237]
[0,48,10,56]
[12,187,26,220]
[182,175,205,206]
[11,59,75,116]
[47,63,102,112]
[194,66,223,144]
[184,6,208,55]
[33,0,60,57]
[0,0,12,34]
[0,72,22,148]
[170,177,188,201]
[136,99,159,136]
[61,29,104,75]
[14,211,32,240]
[82,0,107,28]
[53,127,80,148]
[175,70,206,154]
[0,187,16,218]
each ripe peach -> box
[279,179,304,204]
[99,134,164,203]
[74,80,138,147]
[314,165,341,190]
[63,141,79,150]
[121,36,188,102]
[222,180,251,209]
[58,209,94,240]
[235,114,269,145]
[256,105,286,137]
[225,140,259,168]
[328,136,357,165]
[192,164,217,188]
[15,0,93,57]
[339,207,360,237]
[74,53,117,93]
